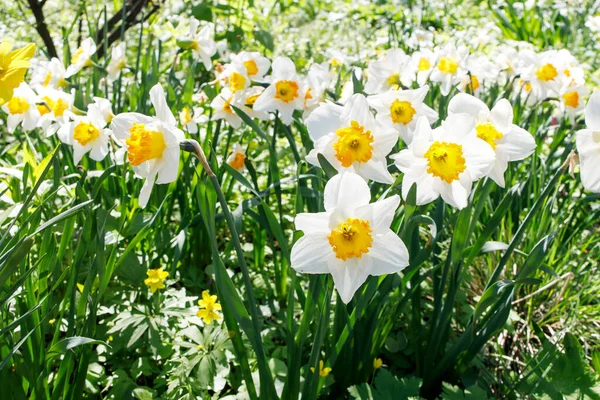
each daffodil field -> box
[3,0,600,398]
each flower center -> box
[246,94,260,105]
[229,152,245,170]
[468,75,480,92]
[536,63,558,82]
[333,120,374,167]
[223,96,233,113]
[390,100,416,125]
[424,141,466,183]
[71,47,85,64]
[229,71,247,92]
[244,60,258,76]
[180,106,193,125]
[476,122,503,150]
[73,121,100,146]
[40,96,68,117]
[562,91,579,108]
[418,57,431,71]
[125,123,167,166]
[304,88,313,107]
[328,218,373,261]
[274,80,299,103]
[438,57,458,74]
[190,40,200,51]
[387,73,401,86]
[43,72,52,87]
[6,97,29,114]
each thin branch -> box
[25,0,58,58]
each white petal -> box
[290,234,332,274]
[138,173,156,208]
[295,212,331,234]
[305,102,343,142]
[498,125,536,161]
[440,179,470,209]
[156,148,180,184]
[442,113,476,140]
[369,231,409,275]
[89,140,109,161]
[490,99,513,130]
[110,113,153,140]
[252,85,277,112]
[355,160,393,184]
[272,57,296,79]
[150,84,177,126]
[580,152,600,192]
[328,255,372,304]
[585,91,600,131]
[354,195,400,233]
[464,139,495,179]
[447,93,488,119]
[324,172,371,212]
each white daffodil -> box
[57,103,111,164]
[391,115,495,209]
[303,62,333,115]
[88,97,115,124]
[211,88,243,128]
[1,82,40,133]
[227,143,246,171]
[290,172,409,304]
[448,93,536,187]
[240,86,269,120]
[518,50,566,100]
[220,63,251,94]
[65,38,96,78]
[460,55,497,97]
[110,84,185,208]
[410,49,436,86]
[37,87,74,136]
[179,106,206,134]
[558,83,588,124]
[106,42,127,81]
[367,85,438,144]
[364,49,415,94]
[30,57,67,89]
[305,94,397,184]
[231,51,271,81]
[576,91,600,192]
[180,17,217,70]
[253,57,304,125]
[429,43,469,96]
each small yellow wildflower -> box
[0,40,36,105]
[310,360,332,377]
[373,358,383,369]
[144,268,169,293]
[197,290,222,324]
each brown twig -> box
[25,0,58,58]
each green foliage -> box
[2,0,600,399]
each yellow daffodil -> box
[373,358,383,369]
[144,268,169,293]
[0,39,36,106]
[310,360,332,377]
[197,290,222,324]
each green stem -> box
[182,139,276,399]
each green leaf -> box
[254,29,274,52]
[192,2,213,22]
[47,336,107,360]
[441,383,490,399]
[348,370,422,400]
[317,153,338,179]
